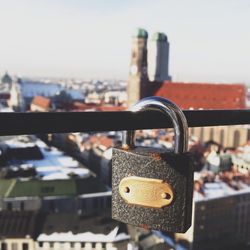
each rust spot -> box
[139,224,150,230]
[148,152,162,161]
[122,144,130,150]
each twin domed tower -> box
[127,28,171,106]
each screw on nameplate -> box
[119,176,174,208]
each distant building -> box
[231,142,250,173]
[175,169,250,250]
[0,211,39,250]
[0,210,171,250]
[36,214,130,250]
[8,80,62,111]
[176,189,250,250]
[190,125,248,148]
[127,29,246,110]
[8,81,24,111]
[0,211,131,250]
[1,72,12,85]
[8,79,84,111]
[0,135,112,219]
[103,91,127,105]
[0,72,12,106]
[30,96,52,112]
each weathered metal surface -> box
[112,147,194,233]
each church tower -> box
[148,32,171,82]
[127,28,148,107]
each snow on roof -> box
[102,148,112,160]
[0,83,11,93]
[4,135,90,180]
[20,81,63,98]
[40,167,90,180]
[37,226,130,243]
[0,107,13,112]
[194,180,250,202]
[42,172,70,180]
[65,89,85,100]
[153,231,175,248]
[5,138,36,148]
[26,154,78,169]
[203,182,236,199]
[78,191,111,198]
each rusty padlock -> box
[112,96,193,233]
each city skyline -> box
[0,0,250,83]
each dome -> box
[133,28,148,39]
[1,71,12,84]
[151,32,168,42]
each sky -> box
[0,0,250,83]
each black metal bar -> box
[0,109,250,136]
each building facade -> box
[176,190,250,250]
[190,125,249,148]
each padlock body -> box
[112,146,194,233]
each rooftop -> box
[1,136,90,180]
[193,170,250,202]
[133,28,148,39]
[151,32,168,41]
[38,213,129,242]
[31,96,51,110]
[154,81,246,109]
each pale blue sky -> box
[0,0,249,83]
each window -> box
[220,130,224,146]
[20,201,24,211]
[22,243,29,250]
[209,128,214,141]
[7,202,12,211]
[1,243,7,250]
[49,201,55,212]
[233,130,240,148]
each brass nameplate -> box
[119,176,174,208]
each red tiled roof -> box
[31,96,51,109]
[89,136,99,144]
[154,81,246,109]
[72,102,95,110]
[99,136,113,148]
[96,106,126,111]
[72,102,126,111]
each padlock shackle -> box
[122,96,188,153]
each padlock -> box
[112,96,194,233]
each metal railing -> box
[0,109,250,136]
